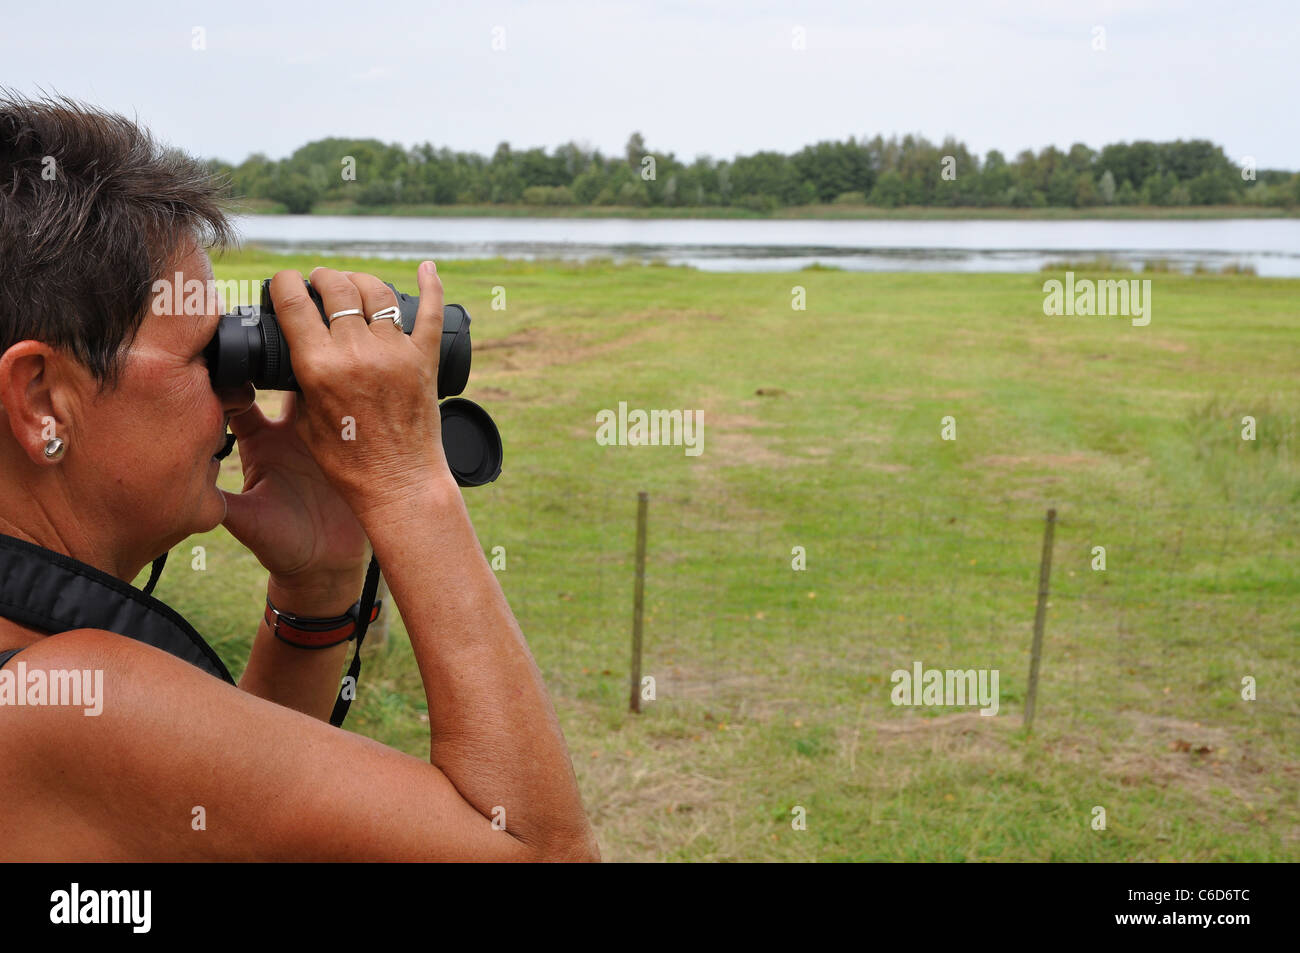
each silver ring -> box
[328,308,364,325]
[369,305,402,329]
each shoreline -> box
[227,200,1300,221]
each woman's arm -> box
[358,473,596,855]
[0,627,597,861]
[0,471,599,859]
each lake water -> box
[232,215,1300,276]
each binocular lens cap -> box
[439,398,503,487]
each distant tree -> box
[1066,142,1096,173]
[518,147,567,188]
[1074,172,1099,207]
[625,132,647,168]
[617,180,649,206]
[571,165,607,204]
[978,150,1013,206]
[662,174,679,205]
[730,151,803,205]
[716,163,732,203]
[1002,184,1032,208]
[487,142,524,202]
[266,168,320,214]
[1047,166,1076,206]
[792,138,875,202]
[1186,170,1233,205]
[554,141,594,178]
[1141,171,1175,206]
[356,180,396,206]
[230,153,277,199]
[868,170,906,208]
[1098,170,1117,204]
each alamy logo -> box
[50,883,151,933]
[890,661,1000,716]
[0,662,103,716]
[150,273,253,315]
[1042,272,1152,327]
[595,401,703,456]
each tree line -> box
[205,132,1300,214]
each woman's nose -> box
[218,382,256,416]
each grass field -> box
[159,248,1298,860]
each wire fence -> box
[455,480,1298,731]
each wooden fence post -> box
[629,491,648,714]
[1024,508,1057,733]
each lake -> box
[232,215,1300,276]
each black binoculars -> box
[204,279,502,487]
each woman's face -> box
[70,243,253,567]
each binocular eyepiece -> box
[204,279,501,487]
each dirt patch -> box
[869,711,999,736]
[690,404,832,470]
[862,711,1014,761]
[859,707,1295,814]
[474,327,544,352]
[653,663,799,720]
[704,432,831,470]
[857,389,975,405]
[1006,479,1064,502]
[975,453,1100,470]
[704,412,763,430]
[661,669,770,702]
[858,392,913,406]
[581,752,728,820]
[1044,711,1295,823]
[474,309,707,378]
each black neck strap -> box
[0,532,234,684]
[329,555,381,728]
[143,550,168,596]
[0,533,382,728]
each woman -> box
[0,94,599,861]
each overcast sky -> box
[3,0,1296,169]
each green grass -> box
[158,248,1299,860]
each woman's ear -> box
[0,341,75,466]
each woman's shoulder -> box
[0,627,242,766]
[0,629,239,857]
[0,627,249,748]
[0,629,311,859]
[0,628,181,687]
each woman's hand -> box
[265,263,454,529]
[220,391,369,600]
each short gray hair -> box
[0,91,237,390]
